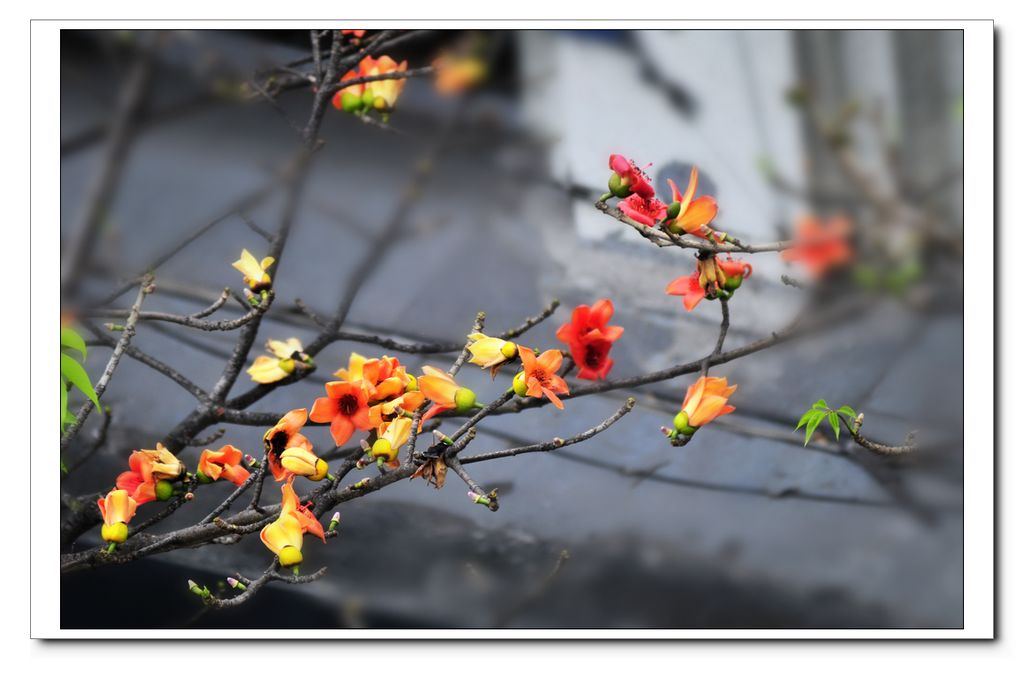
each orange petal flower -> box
[310,381,372,447]
[418,366,460,407]
[369,390,426,428]
[781,215,853,279]
[665,167,719,238]
[260,478,325,567]
[555,299,624,381]
[197,444,250,486]
[263,409,314,482]
[680,376,737,428]
[97,489,137,543]
[518,346,570,409]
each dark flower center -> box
[267,430,289,453]
[338,394,359,416]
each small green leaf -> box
[794,409,815,431]
[838,405,857,418]
[64,410,78,426]
[828,411,841,440]
[804,410,827,446]
[812,399,829,411]
[61,327,87,360]
[60,354,100,409]
[60,378,68,432]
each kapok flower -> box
[665,271,706,312]
[341,29,366,38]
[368,390,425,428]
[332,55,409,114]
[672,376,737,436]
[718,257,753,293]
[781,215,853,279]
[433,52,487,94]
[334,353,409,402]
[196,444,250,486]
[232,249,274,292]
[279,447,330,481]
[116,444,185,504]
[263,409,314,482]
[555,299,624,381]
[97,489,138,544]
[370,417,412,466]
[608,154,655,199]
[513,347,570,409]
[664,167,719,238]
[618,193,668,227]
[247,337,313,384]
[259,478,325,567]
[310,381,372,446]
[418,366,478,426]
[467,332,518,378]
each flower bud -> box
[512,371,528,397]
[608,172,632,199]
[226,576,247,591]
[328,512,341,532]
[101,522,129,544]
[672,411,698,437]
[722,275,744,292]
[665,201,682,221]
[194,470,212,485]
[454,387,478,413]
[155,479,175,500]
[340,91,362,113]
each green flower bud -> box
[673,411,698,437]
[341,91,362,113]
[512,371,528,397]
[723,275,744,292]
[361,89,375,108]
[608,172,632,199]
[665,201,682,221]
[156,479,175,500]
[454,387,478,413]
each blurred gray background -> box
[59,29,964,629]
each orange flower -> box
[674,376,737,435]
[433,52,487,94]
[334,353,409,402]
[197,444,250,486]
[514,347,570,409]
[418,366,478,426]
[332,55,408,114]
[369,390,426,428]
[341,29,366,38]
[310,381,372,446]
[370,417,412,466]
[781,215,853,279]
[263,409,314,482]
[259,478,325,567]
[116,444,184,504]
[665,272,706,312]
[97,489,137,544]
[664,167,719,239]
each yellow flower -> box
[136,443,185,480]
[246,338,311,384]
[279,447,330,481]
[97,489,138,544]
[232,249,274,291]
[467,332,518,378]
[259,478,325,566]
[333,352,369,382]
[371,417,412,464]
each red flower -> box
[618,194,668,226]
[781,215,853,279]
[310,381,373,447]
[608,154,655,199]
[665,271,706,312]
[555,299,624,380]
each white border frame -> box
[31,19,993,640]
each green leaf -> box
[60,354,100,410]
[828,411,841,440]
[812,399,829,411]
[64,410,78,426]
[60,378,68,432]
[838,405,857,419]
[794,409,815,431]
[61,327,87,360]
[804,410,827,446]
